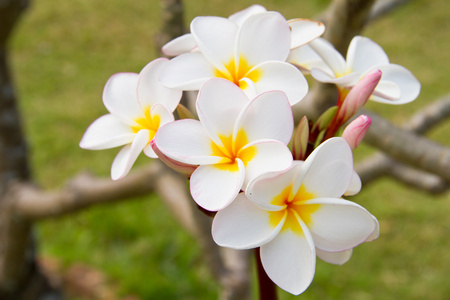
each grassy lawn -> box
[10,0,450,299]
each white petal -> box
[159,52,216,90]
[162,33,197,56]
[289,19,325,49]
[347,36,389,74]
[371,64,421,104]
[300,138,353,198]
[103,73,141,123]
[237,12,291,66]
[196,78,249,147]
[80,114,134,150]
[343,170,362,196]
[304,198,377,252]
[365,216,380,242]
[212,193,283,249]
[309,38,347,75]
[310,68,360,86]
[228,4,267,26]
[287,44,331,73]
[316,248,352,265]
[246,61,309,106]
[260,221,316,295]
[246,162,302,211]
[150,103,175,128]
[150,140,197,176]
[190,159,245,211]
[154,119,226,165]
[235,90,293,145]
[191,16,238,74]
[371,80,401,101]
[110,129,150,180]
[239,140,293,189]
[137,58,182,112]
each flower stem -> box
[255,248,278,300]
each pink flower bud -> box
[341,115,372,150]
[150,140,197,176]
[338,70,382,123]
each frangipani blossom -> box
[288,36,421,104]
[162,5,325,56]
[212,138,378,295]
[153,78,294,211]
[79,58,182,180]
[159,11,310,105]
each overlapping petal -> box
[212,193,284,249]
[191,16,238,74]
[287,44,331,73]
[103,73,142,123]
[154,119,227,165]
[240,140,293,189]
[372,64,421,104]
[247,61,308,105]
[228,4,267,26]
[196,79,249,147]
[79,114,135,150]
[347,36,389,74]
[159,52,217,90]
[235,90,293,144]
[308,38,347,75]
[260,222,316,295]
[110,129,150,180]
[289,19,325,49]
[162,33,197,56]
[316,248,352,265]
[190,159,245,211]
[137,58,182,112]
[304,198,377,252]
[300,138,353,198]
[237,12,291,66]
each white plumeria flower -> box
[159,11,312,105]
[288,36,421,104]
[79,58,182,180]
[162,5,325,56]
[212,138,378,295]
[153,78,294,211]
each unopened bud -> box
[341,115,372,150]
[338,70,382,123]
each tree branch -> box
[356,95,450,191]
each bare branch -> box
[370,0,410,21]
[404,94,450,134]
[363,109,450,181]
[356,95,450,191]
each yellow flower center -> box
[210,129,257,172]
[131,106,161,140]
[269,184,320,235]
[214,56,262,89]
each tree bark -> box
[0,1,61,299]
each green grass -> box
[10,0,450,299]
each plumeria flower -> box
[162,5,325,56]
[79,58,182,180]
[288,36,421,104]
[153,78,294,211]
[159,11,312,105]
[212,137,378,295]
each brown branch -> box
[370,0,410,21]
[362,110,450,181]
[356,95,450,191]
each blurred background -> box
[9,0,450,299]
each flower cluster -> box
[80,4,420,296]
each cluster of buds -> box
[80,4,420,296]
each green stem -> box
[255,248,278,300]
